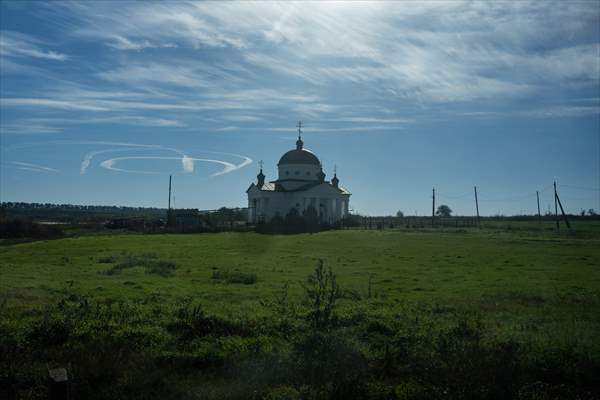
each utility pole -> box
[536,190,541,224]
[167,175,173,227]
[554,184,571,230]
[432,187,435,228]
[168,175,172,210]
[554,181,559,231]
[474,186,480,227]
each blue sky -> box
[1,1,599,216]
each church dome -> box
[278,148,320,165]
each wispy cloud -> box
[49,1,596,102]
[0,123,64,135]
[3,161,59,173]
[106,35,177,51]
[520,105,600,118]
[2,0,598,143]
[0,30,67,61]
[0,98,109,111]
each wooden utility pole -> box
[432,187,435,228]
[168,175,172,210]
[554,181,559,231]
[536,190,541,224]
[554,184,572,230]
[474,186,480,227]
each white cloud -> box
[520,105,600,118]
[106,35,177,51]
[0,98,109,111]
[0,123,64,135]
[181,155,194,173]
[4,0,599,133]
[0,31,67,61]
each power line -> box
[436,191,472,199]
[558,184,600,191]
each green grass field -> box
[2,228,600,399]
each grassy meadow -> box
[1,227,600,399]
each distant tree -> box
[269,215,285,234]
[580,209,586,216]
[303,206,319,233]
[284,208,304,233]
[588,208,597,216]
[436,205,452,217]
[396,210,404,217]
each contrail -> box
[5,140,252,177]
[100,156,236,176]
[203,151,253,175]
[3,161,59,173]
[79,142,188,175]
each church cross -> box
[296,120,303,139]
[334,164,337,175]
[258,160,263,170]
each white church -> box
[247,123,351,224]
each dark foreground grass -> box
[1,229,599,399]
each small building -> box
[107,217,146,231]
[246,124,351,224]
[167,209,203,231]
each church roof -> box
[278,148,320,166]
[258,182,275,191]
[251,180,350,194]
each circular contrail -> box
[100,156,237,176]
[4,140,253,178]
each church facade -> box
[246,126,350,224]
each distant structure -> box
[246,121,351,224]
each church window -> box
[286,171,289,176]
[306,171,310,176]
[295,171,300,176]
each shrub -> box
[101,253,177,277]
[26,312,73,348]
[211,269,257,285]
[265,385,300,400]
[97,254,119,263]
[145,260,177,277]
[167,301,254,339]
[301,260,340,329]
[292,331,369,398]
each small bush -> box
[265,385,300,400]
[101,253,177,277]
[167,301,255,339]
[26,312,73,348]
[97,254,119,264]
[301,260,340,330]
[145,260,177,277]
[211,269,257,284]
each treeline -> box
[2,202,166,211]
[256,206,362,234]
[1,202,167,223]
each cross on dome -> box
[296,120,304,150]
